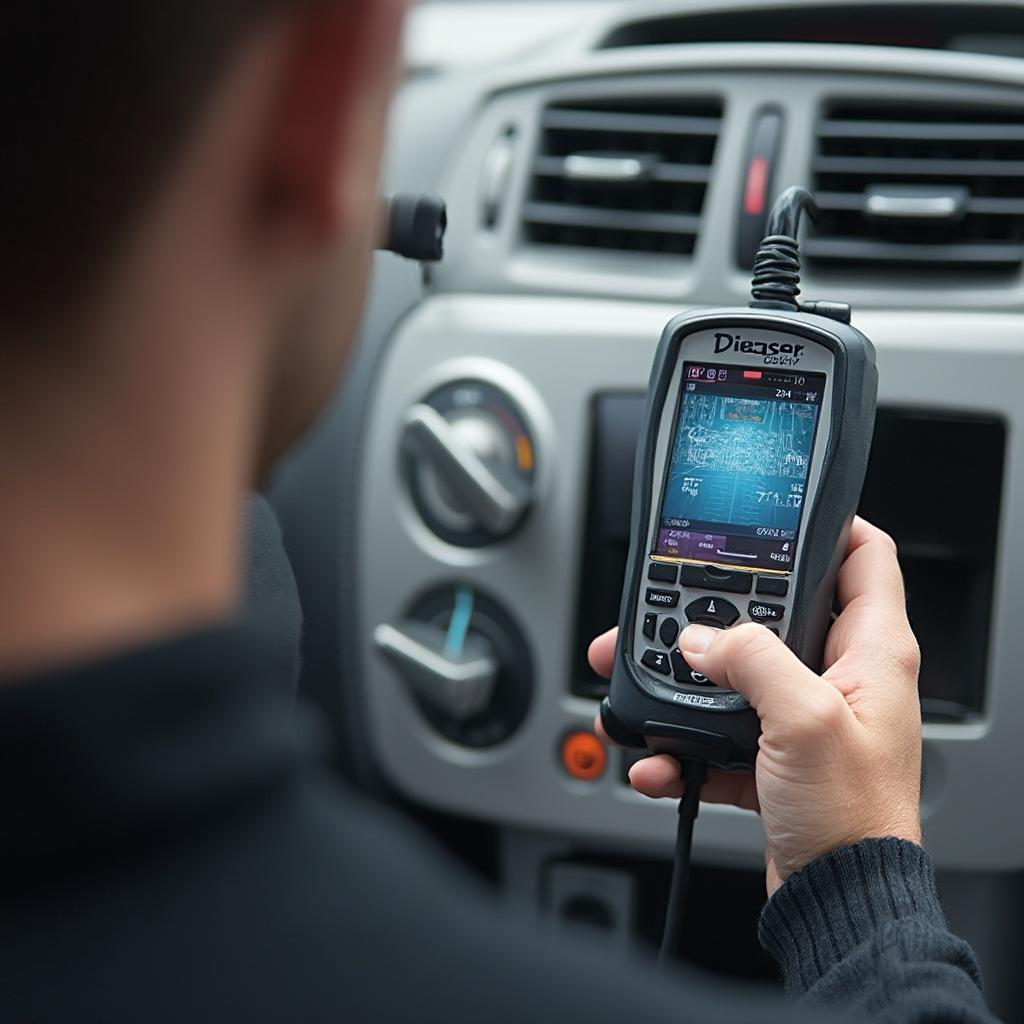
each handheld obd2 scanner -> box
[602,187,878,771]
[599,188,878,964]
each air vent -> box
[523,97,722,256]
[598,5,1024,57]
[809,103,1024,272]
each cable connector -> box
[800,299,852,324]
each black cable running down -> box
[749,186,819,310]
[658,759,709,967]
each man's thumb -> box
[679,622,823,717]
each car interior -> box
[267,1,1024,1017]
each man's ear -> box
[266,0,405,244]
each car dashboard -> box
[271,1,1024,1014]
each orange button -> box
[561,731,607,781]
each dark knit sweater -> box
[0,620,998,1023]
[762,837,993,1020]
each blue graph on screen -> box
[661,392,819,532]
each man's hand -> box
[588,518,923,896]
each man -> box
[244,493,304,702]
[0,2,997,1021]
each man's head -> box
[1,0,406,465]
[0,0,408,669]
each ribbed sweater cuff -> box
[758,838,943,995]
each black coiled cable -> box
[750,233,802,306]
[749,186,819,310]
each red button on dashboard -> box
[561,732,607,782]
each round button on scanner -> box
[659,617,680,648]
[561,731,607,782]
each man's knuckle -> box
[816,692,848,731]
[860,518,897,553]
[875,527,899,555]
[895,634,922,676]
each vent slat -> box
[523,202,702,234]
[805,237,1024,266]
[816,192,1024,216]
[819,119,1024,142]
[814,155,1024,178]
[540,109,721,137]
[524,97,721,256]
[533,155,712,184]
[811,102,1024,273]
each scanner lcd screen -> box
[653,362,826,572]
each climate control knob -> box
[374,586,533,748]
[373,619,497,722]
[403,380,536,547]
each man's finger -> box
[587,628,617,679]
[680,621,833,721]
[835,518,909,625]
[629,754,684,798]
[593,711,618,748]
[824,517,920,688]
[629,756,759,811]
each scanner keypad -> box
[639,561,790,685]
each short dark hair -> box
[1,2,301,324]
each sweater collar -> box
[0,618,315,876]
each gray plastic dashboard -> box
[273,2,1024,873]
[357,294,1020,869]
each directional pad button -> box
[684,596,740,628]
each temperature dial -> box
[374,586,533,748]
[403,380,536,547]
